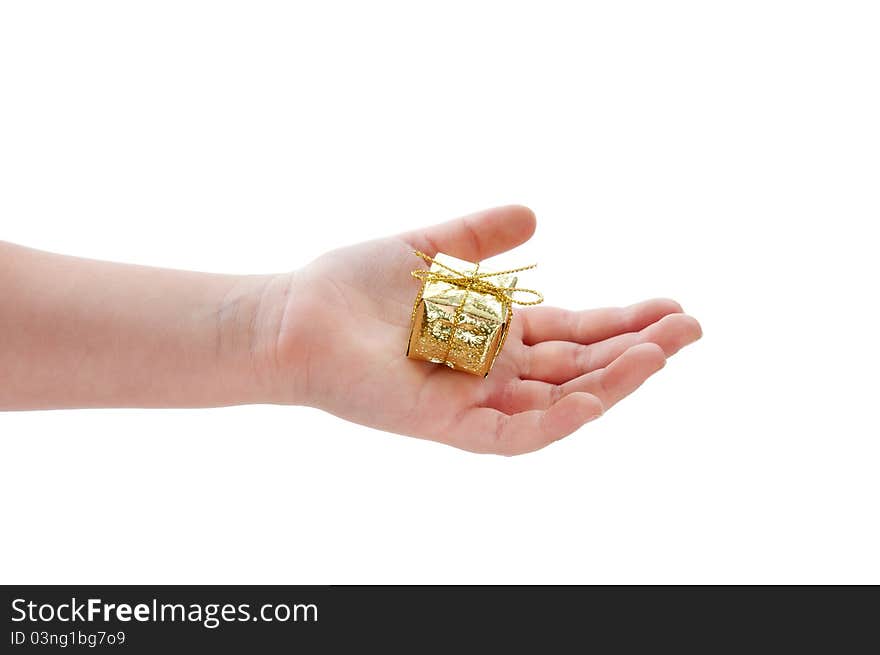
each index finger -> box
[520,298,684,345]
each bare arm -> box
[0,241,290,409]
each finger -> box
[573,342,667,407]
[525,313,701,383]
[501,343,667,413]
[579,313,700,373]
[449,393,603,456]
[520,298,683,346]
[400,205,537,262]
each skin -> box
[0,205,701,455]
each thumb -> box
[399,205,537,263]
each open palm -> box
[276,206,701,454]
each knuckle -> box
[549,383,564,405]
[576,344,592,373]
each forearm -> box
[0,241,292,410]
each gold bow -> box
[410,251,544,306]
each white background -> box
[1,1,878,584]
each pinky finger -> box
[453,393,603,456]
[564,342,667,409]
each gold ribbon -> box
[410,250,544,306]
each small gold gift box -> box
[406,251,541,377]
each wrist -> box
[214,270,308,406]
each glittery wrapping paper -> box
[407,253,516,377]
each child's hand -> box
[263,206,701,454]
[1,206,700,454]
